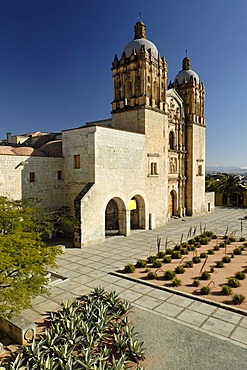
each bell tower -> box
[111,21,167,133]
[171,56,206,215]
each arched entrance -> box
[169,190,177,216]
[129,195,145,230]
[105,198,126,236]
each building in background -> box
[0,21,213,247]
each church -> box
[0,21,214,247]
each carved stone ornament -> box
[168,98,180,121]
[169,157,177,173]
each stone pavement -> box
[23,207,247,349]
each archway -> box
[169,190,177,216]
[129,195,145,230]
[105,198,126,236]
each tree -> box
[0,197,62,319]
[218,174,242,205]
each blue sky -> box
[0,0,247,167]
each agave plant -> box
[5,287,144,370]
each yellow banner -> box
[128,199,136,210]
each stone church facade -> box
[0,21,214,247]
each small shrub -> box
[228,277,241,288]
[226,239,231,245]
[174,245,182,251]
[166,248,173,255]
[200,286,210,295]
[193,279,200,287]
[221,285,232,296]
[164,270,176,280]
[181,248,189,255]
[200,237,209,245]
[181,242,189,248]
[239,236,245,242]
[229,236,236,242]
[213,245,220,251]
[200,252,207,258]
[171,251,181,259]
[157,251,166,259]
[147,255,157,263]
[210,267,215,273]
[187,245,195,251]
[194,235,201,242]
[188,238,195,244]
[201,271,211,280]
[215,261,224,268]
[243,267,247,273]
[135,260,147,268]
[223,235,228,240]
[184,260,193,268]
[163,256,171,264]
[222,256,231,263]
[207,249,214,255]
[212,234,217,239]
[233,248,242,255]
[235,271,246,280]
[172,277,182,287]
[147,271,157,280]
[203,231,213,237]
[192,256,201,264]
[153,260,162,268]
[124,264,135,273]
[219,242,226,248]
[175,266,185,274]
[232,294,245,305]
[194,242,201,248]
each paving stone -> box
[118,289,143,302]
[177,308,208,327]
[212,307,242,324]
[201,317,235,336]
[147,289,173,300]
[230,326,247,345]
[134,295,163,309]
[239,316,247,329]
[155,301,184,317]
[167,294,194,308]
[188,300,216,315]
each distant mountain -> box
[206,166,247,174]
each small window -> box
[74,155,80,169]
[57,170,62,180]
[150,162,158,175]
[29,172,35,182]
[198,165,203,176]
[169,131,175,150]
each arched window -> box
[169,131,175,150]
[126,80,132,99]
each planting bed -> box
[120,233,247,311]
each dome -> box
[175,69,199,84]
[123,21,159,59]
[174,56,200,85]
[0,146,15,155]
[124,39,159,58]
[11,147,45,156]
[39,140,62,157]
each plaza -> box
[19,207,247,365]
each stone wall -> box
[0,155,64,210]
[78,125,146,246]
